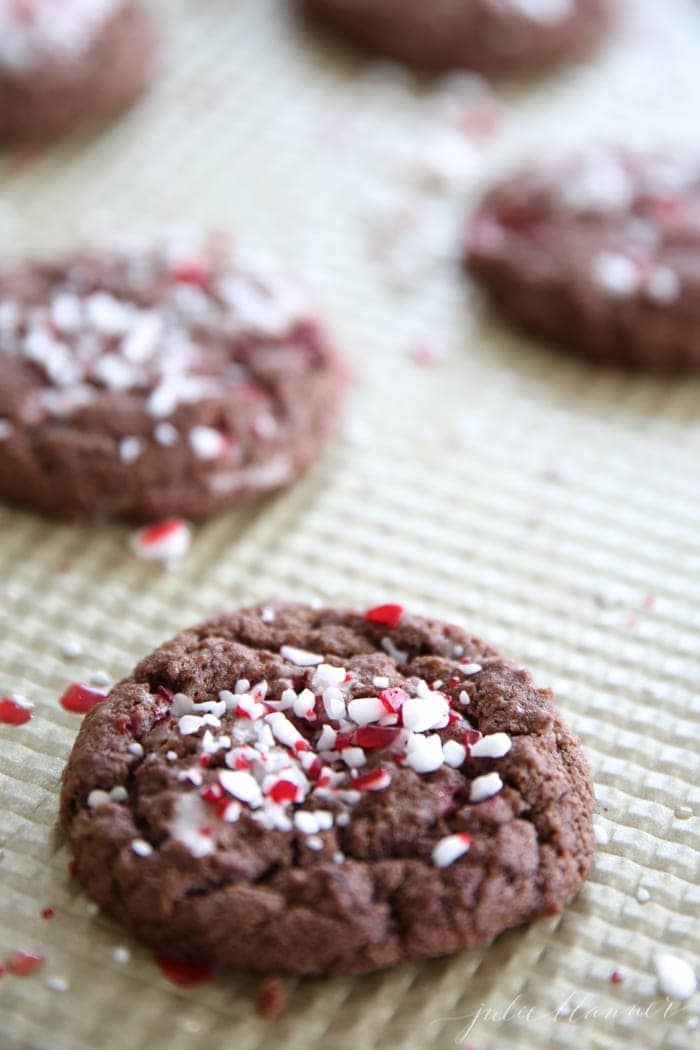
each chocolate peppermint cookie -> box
[0,0,155,140]
[60,603,595,976]
[466,149,700,370]
[0,234,347,521]
[299,0,608,76]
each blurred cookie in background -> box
[465,148,700,370]
[298,0,609,76]
[0,232,348,521]
[0,0,155,140]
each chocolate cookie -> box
[60,602,595,976]
[299,0,608,76]
[466,149,700,370]
[0,0,155,140]
[0,234,347,521]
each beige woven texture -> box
[1,1,699,1047]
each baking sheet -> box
[0,1,699,1047]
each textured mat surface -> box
[0,1,698,1048]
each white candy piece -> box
[442,740,467,767]
[654,954,697,1000]
[189,425,227,460]
[340,747,366,769]
[280,645,324,667]
[401,692,449,733]
[119,436,144,463]
[322,688,346,721]
[432,833,471,868]
[459,663,482,677]
[265,711,305,749]
[405,733,444,773]
[347,696,385,726]
[470,771,503,802]
[131,839,153,857]
[592,252,640,298]
[311,663,346,690]
[470,732,512,759]
[646,266,681,303]
[219,769,263,808]
[317,724,337,751]
[87,789,111,809]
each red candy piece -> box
[364,604,404,628]
[139,519,185,546]
[257,977,287,1019]
[171,260,212,287]
[268,780,298,804]
[353,726,401,749]
[201,783,224,805]
[116,714,132,734]
[379,687,408,713]
[156,954,214,988]
[333,730,355,751]
[7,951,44,977]
[41,908,55,920]
[0,697,32,726]
[353,767,392,791]
[60,682,106,715]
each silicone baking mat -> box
[0,1,698,1047]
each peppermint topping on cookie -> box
[469,771,504,802]
[432,833,472,868]
[364,603,404,627]
[1,235,311,428]
[91,608,513,868]
[0,0,123,72]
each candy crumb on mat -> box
[257,978,288,1019]
[0,695,33,725]
[654,953,697,1000]
[130,519,192,563]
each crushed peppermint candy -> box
[432,833,472,868]
[131,839,153,857]
[84,612,515,871]
[280,645,324,667]
[0,695,33,726]
[119,436,144,463]
[6,950,45,977]
[1,235,312,431]
[470,732,511,759]
[188,425,229,460]
[365,603,404,628]
[0,0,124,72]
[654,953,697,1001]
[60,682,106,714]
[130,519,192,563]
[469,771,504,803]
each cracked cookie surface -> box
[60,603,595,976]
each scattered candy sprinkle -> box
[60,682,106,715]
[156,955,215,988]
[0,696,33,725]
